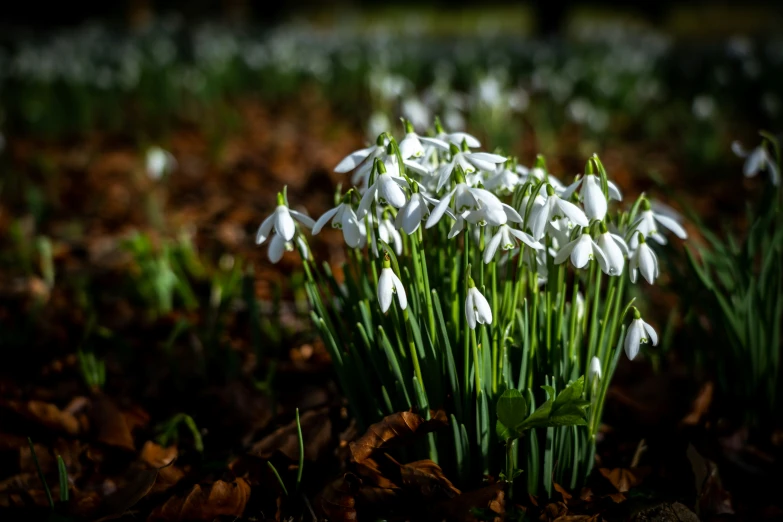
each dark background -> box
[2,1,776,33]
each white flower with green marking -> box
[624,308,658,360]
[465,277,492,329]
[377,257,407,313]
[256,192,315,244]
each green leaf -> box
[497,389,528,430]
[514,379,590,433]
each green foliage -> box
[496,378,590,441]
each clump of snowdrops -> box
[255,118,687,498]
[688,132,782,429]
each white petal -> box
[591,240,609,273]
[607,181,623,201]
[419,136,450,150]
[343,210,362,248]
[275,207,296,241]
[426,190,455,228]
[639,246,656,284]
[436,160,456,191]
[624,321,642,360]
[378,269,394,313]
[509,228,543,250]
[468,152,506,164]
[556,199,589,227]
[560,178,582,199]
[610,233,630,256]
[502,203,523,223]
[768,157,781,186]
[484,230,503,264]
[554,237,578,264]
[399,134,423,159]
[312,206,340,235]
[289,209,315,229]
[448,132,480,148]
[582,177,607,220]
[391,272,407,310]
[474,289,493,325]
[731,140,748,158]
[465,293,477,329]
[745,148,763,177]
[571,236,592,268]
[295,236,309,258]
[357,184,377,218]
[448,216,466,238]
[255,214,274,244]
[654,214,687,239]
[268,235,286,263]
[403,159,431,176]
[642,320,658,346]
[335,146,375,173]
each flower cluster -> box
[254,119,688,495]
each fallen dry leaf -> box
[598,467,646,493]
[148,477,251,521]
[396,458,460,499]
[0,399,85,435]
[247,407,332,462]
[94,464,159,521]
[140,441,184,494]
[92,395,148,451]
[553,482,572,503]
[317,473,360,522]
[349,410,448,463]
[433,481,505,522]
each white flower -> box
[378,262,407,313]
[256,193,315,244]
[483,225,542,264]
[629,234,659,284]
[376,212,403,256]
[628,200,687,248]
[435,144,506,191]
[560,174,615,221]
[587,356,602,383]
[529,185,589,240]
[484,164,521,195]
[429,120,481,148]
[596,226,629,276]
[146,146,176,180]
[554,232,608,271]
[267,233,308,264]
[624,309,658,360]
[312,199,364,248]
[395,191,436,235]
[426,184,506,229]
[334,134,388,186]
[398,124,448,160]
[465,280,492,329]
[732,140,780,186]
[357,165,410,217]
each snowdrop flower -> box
[529,185,589,240]
[484,163,521,195]
[465,277,492,329]
[146,146,176,180]
[426,182,506,229]
[267,232,309,264]
[257,192,315,244]
[624,308,658,360]
[596,223,629,276]
[312,194,364,248]
[554,231,608,271]
[587,356,602,383]
[357,160,410,217]
[395,187,436,235]
[436,143,506,191]
[628,199,687,248]
[398,120,448,159]
[378,257,407,313]
[560,173,620,221]
[732,140,780,186]
[377,211,403,256]
[629,233,659,284]
[484,225,542,264]
[334,134,388,186]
